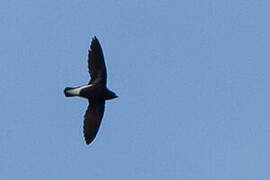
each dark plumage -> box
[64,37,118,145]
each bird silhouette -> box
[64,37,118,145]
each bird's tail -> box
[64,87,77,97]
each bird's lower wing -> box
[83,100,105,145]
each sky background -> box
[1,0,270,179]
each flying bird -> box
[64,37,118,145]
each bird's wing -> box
[83,100,105,145]
[88,37,107,85]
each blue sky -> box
[1,0,270,179]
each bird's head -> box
[105,90,118,100]
[110,92,118,99]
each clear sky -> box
[1,0,270,179]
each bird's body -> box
[64,37,117,145]
[65,84,116,100]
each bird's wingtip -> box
[84,137,94,145]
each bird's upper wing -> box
[83,100,105,145]
[88,37,107,85]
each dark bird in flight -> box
[64,37,118,145]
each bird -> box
[64,36,118,145]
